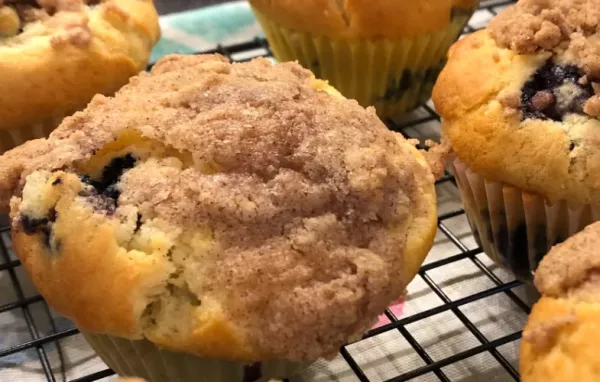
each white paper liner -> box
[252,6,473,118]
[82,332,311,382]
[452,157,600,283]
[0,114,66,154]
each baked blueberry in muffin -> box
[520,62,595,121]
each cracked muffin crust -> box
[0,0,160,153]
[433,0,600,206]
[0,55,440,361]
[521,221,600,382]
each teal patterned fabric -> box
[150,1,264,62]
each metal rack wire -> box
[0,0,530,381]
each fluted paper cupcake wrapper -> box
[452,158,600,284]
[252,7,473,118]
[0,115,67,154]
[83,332,311,382]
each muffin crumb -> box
[49,11,91,47]
[531,90,555,111]
[488,0,600,78]
[497,89,521,111]
[423,139,451,180]
[534,20,562,50]
[584,95,600,116]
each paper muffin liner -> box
[452,157,600,284]
[82,332,310,382]
[251,6,474,118]
[0,115,66,154]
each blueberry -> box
[242,362,262,382]
[380,60,445,105]
[134,213,143,233]
[20,208,59,254]
[21,216,49,235]
[77,154,137,212]
[92,154,137,195]
[311,59,320,71]
[492,221,530,280]
[48,208,57,223]
[521,61,594,121]
[78,174,93,185]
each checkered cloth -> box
[0,1,532,381]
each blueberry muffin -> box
[521,221,600,381]
[250,0,479,119]
[432,0,600,282]
[0,0,160,153]
[0,54,442,381]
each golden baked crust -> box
[0,0,160,147]
[248,0,479,39]
[534,221,600,297]
[1,54,439,361]
[433,1,600,206]
[521,221,600,382]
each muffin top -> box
[249,0,479,39]
[520,221,600,381]
[534,220,600,299]
[0,0,158,57]
[0,0,147,44]
[433,0,600,206]
[0,54,439,361]
[0,0,160,133]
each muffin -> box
[0,0,160,154]
[432,0,600,282]
[520,221,600,382]
[249,0,478,119]
[0,54,442,381]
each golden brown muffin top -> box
[0,0,103,42]
[1,54,438,361]
[534,221,600,299]
[249,0,479,39]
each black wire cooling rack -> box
[0,1,532,381]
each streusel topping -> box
[1,54,435,360]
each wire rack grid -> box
[0,1,532,381]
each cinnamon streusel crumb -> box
[489,0,600,78]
